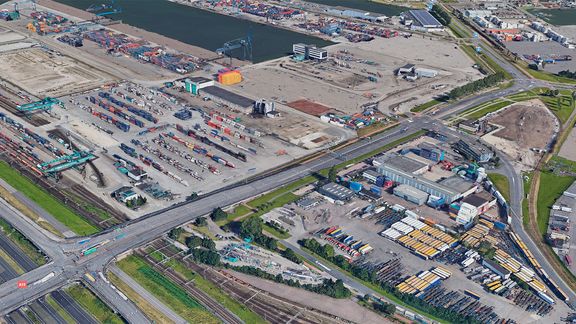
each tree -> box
[282,248,302,264]
[210,207,228,222]
[240,216,263,240]
[186,192,198,201]
[201,237,216,251]
[168,227,183,241]
[195,217,208,227]
[328,166,338,182]
[185,235,203,249]
[191,249,220,266]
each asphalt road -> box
[50,290,97,324]
[0,21,573,319]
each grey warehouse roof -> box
[378,154,427,174]
[409,10,443,27]
[319,182,354,200]
[438,176,475,193]
[202,86,255,108]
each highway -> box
[0,20,574,321]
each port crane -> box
[216,31,253,65]
[16,97,63,114]
[87,0,122,17]
[38,151,96,176]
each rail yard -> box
[0,0,575,323]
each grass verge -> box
[117,255,219,323]
[487,173,510,202]
[537,170,575,235]
[0,185,61,237]
[0,248,24,275]
[262,223,291,239]
[44,295,75,324]
[522,171,533,227]
[107,271,175,324]
[410,99,442,113]
[166,258,267,324]
[66,284,124,324]
[0,161,98,235]
[0,218,46,265]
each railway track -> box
[0,95,50,127]
[142,239,345,324]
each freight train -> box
[508,232,569,302]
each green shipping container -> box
[83,247,97,256]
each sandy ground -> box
[0,48,112,97]
[227,270,392,324]
[236,38,481,116]
[483,100,558,170]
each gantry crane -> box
[216,31,253,65]
[38,151,96,176]
[16,97,63,114]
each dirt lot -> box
[483,100,558,169]
[236,38,481,116]
[0,48,112,97]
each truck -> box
[565,254,573,266]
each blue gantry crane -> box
[38,151,96,175]
[16,97,63,114]
[87,0,122,17]
[216,31,253,65]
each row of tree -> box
[226,264,351,299]
[558,70,576,79]
[448,72,506,99]
[299,238,481,323]
[431,4,451,26]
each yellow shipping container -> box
[218,71,242,85]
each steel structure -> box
[87,0,122,17]
[16,97,63,113]
[216,32,253,65]
[38,151,96,175]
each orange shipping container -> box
[218,70,242,85]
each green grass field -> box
[262,223,291,239]
[165,258,267,324]
[66,284,124,324]
[0,162,98,235]
[537,171,576,235]
[522,171,533,226]
[410,99,442,113]
[526,68,576,85]
[538,95,575,124]
[465,101,513,120]
[117,255,219,323]
[487,173,510,202]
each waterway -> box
[45,0,334,62]
[304,0,409,16]
[528,8,576,26]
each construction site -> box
[482,100,559,170]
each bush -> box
[558,70,576,79]
[168,227,184,241]
[210,208,228,222]
[195,217,208,227]
[185,235,203,249]
[281,248,302,264]
[431,4,451,26]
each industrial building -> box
[438,176,477,198]
[325,6,387,22]
[292,43,328,61]
[482,259,511,280]
[375,154,464,203]
[403,10,444,32]
[463,192,497,214]
[175,77,214,95]
[456,139,494,163]
[317,182,355,202]
[253,99,277,117]
[459,120,480,133]
[373,153,429,175]
[418,142,444,162]
[201,86,255,113]
[393,184,429,205]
